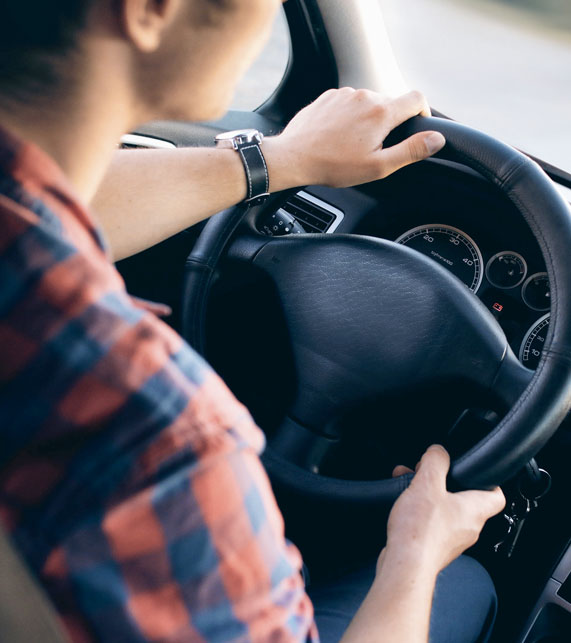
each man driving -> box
[0,0,505,641]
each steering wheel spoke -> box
[491,350,535,411]
[225,228,273,264]
[269,416,339,473]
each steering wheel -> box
[182,116,571,504]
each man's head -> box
[0,0,281,123]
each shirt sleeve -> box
[0,196,319,642]
[42,409,318,642]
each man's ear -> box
[120,0,181,52]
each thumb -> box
[379,131,445,176]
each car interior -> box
[2,1,571,641]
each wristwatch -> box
[215,129,270,206]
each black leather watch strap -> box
[235,140,270,206]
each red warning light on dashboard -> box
[492,303,504,312]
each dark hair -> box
[0,0,236,102]
[0,1,97,100]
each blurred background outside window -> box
[380,0,571,173]
[232,1,571,174]
[231,8,289,111]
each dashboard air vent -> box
[279,191,344,233]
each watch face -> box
[215,129,262,145]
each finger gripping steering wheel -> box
[182,116,571,503]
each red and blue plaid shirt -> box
[0,125,317,642]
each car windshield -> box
[380,0,571,174]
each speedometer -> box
[395,224,483,292]
[519,314,550,370]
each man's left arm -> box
[92,89,445,260]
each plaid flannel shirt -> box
[0,125,318,642]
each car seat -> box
[0,524,67,642]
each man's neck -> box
[0,49,137,205]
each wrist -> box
[381,541,441,582]
[214,147,249,202]
[262,135,308,193]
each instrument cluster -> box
[395,223,551,370]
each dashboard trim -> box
[120,134,177,150]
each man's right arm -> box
[91,89,445,261]
[340,446,505,643]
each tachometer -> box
[519,314,550,370]
[396,224,483,292]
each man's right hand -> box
[263,88,446,192]
[385,445,506,575]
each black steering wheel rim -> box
[182,116,571,501]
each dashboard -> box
[120,129,566,378]
[253,157,558,371]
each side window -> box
[379,0,571,173]
[232,8,290,110]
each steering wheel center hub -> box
[253,234,507,428]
